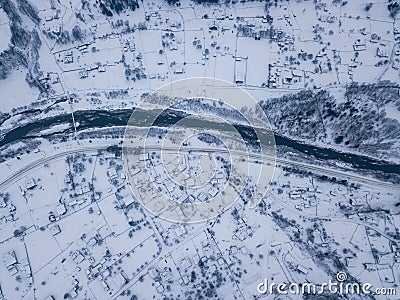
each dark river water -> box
[1,109,399,176]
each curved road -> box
[0,145,399,192]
